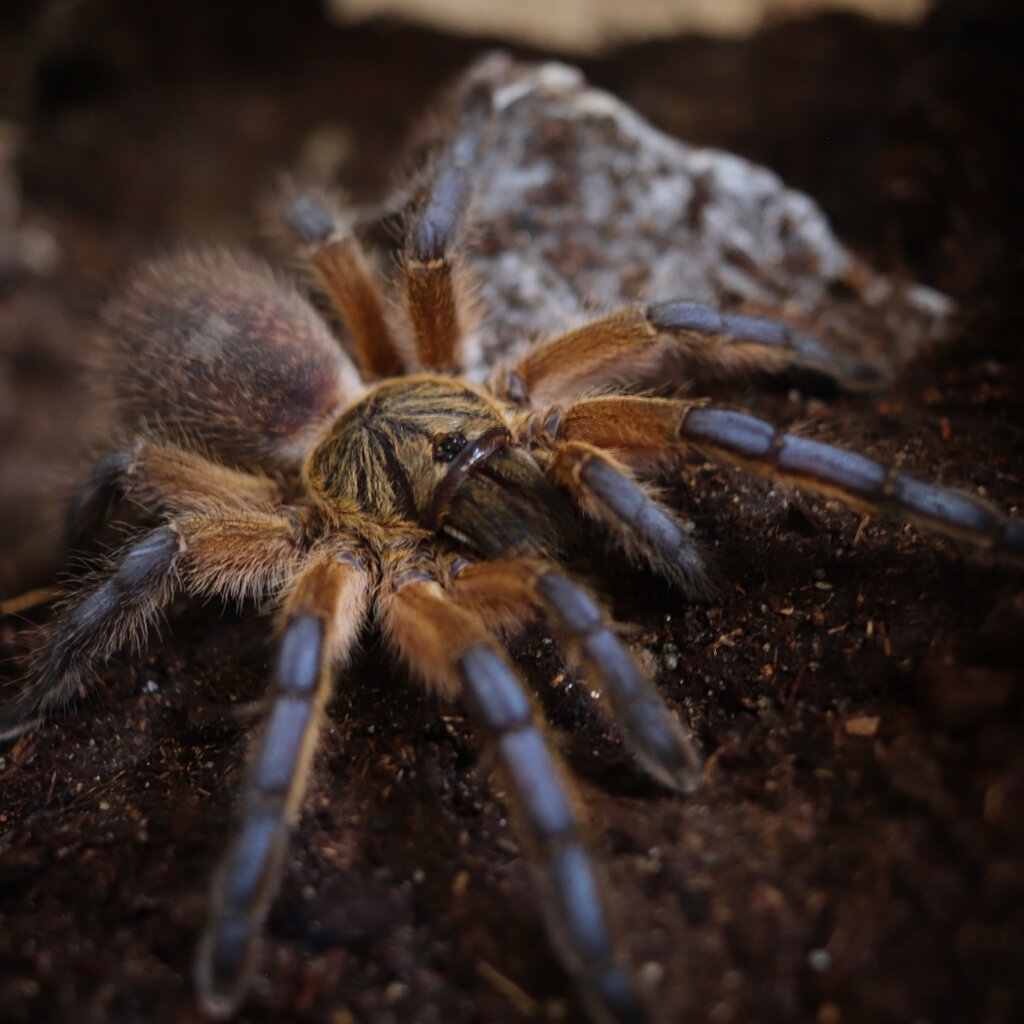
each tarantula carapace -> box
[3,80,1022,1024]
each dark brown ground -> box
[1,2,1022,1023]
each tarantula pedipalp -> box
[2,74,1022,1024]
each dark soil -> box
[1,2,1022,1023]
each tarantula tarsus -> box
[3,80,1022,1024]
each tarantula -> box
[2,79,1022,1024]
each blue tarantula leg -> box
[381,565,651,1024]
[269,183,404,379]
[0,526,184,739]
[535,571,702,795]
[402,82,492,372]
[549,440,710,597]
[679,406,1024,563]
[196,546,371,1020]
[646,299,886,389]
[448,558,702,795]
[461,646,650,1024]
[0,510,304,740]
[546,395,1024,564]
[495,301,882,407]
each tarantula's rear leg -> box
[494,301,882,407]
[0,509,304,739]
[67,439,284,554]
[270,185,403,379]
[381,560,650,1024]
[197,543,371,1019]
[450,558,703,794]
[401,83,491,372]
[547,396,1024,564]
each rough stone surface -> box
[433,54,950,379]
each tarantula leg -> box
[547,395,1024,563]
[646,299,885,389]
[402,83,492,372]
[66,440,282,554]
[196,545,371,1019]
[542,396,689,457]
[0,510,303,739]
[66,447,138,553]
[680,406,1024,561]
[271,184,403,378]
[547,441,709,596]
[0,526,184,737]
[495,302,880,407]
[381,565,650,1024]
[450,559,702,794]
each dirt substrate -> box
[1,2,1022,1023]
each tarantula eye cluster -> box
[2,62,1020,1024]
[434,432,468,462]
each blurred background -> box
[325,0,930,50]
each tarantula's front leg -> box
[546,396,1024,563]
[381,559,650,1024]
[401,83,491,372]
[450,558,702,794]
[540,439,710,597]
[196,543,372,1018]
[0,510,304,738]
[494,301,881,407]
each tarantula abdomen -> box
[101,250,363,470]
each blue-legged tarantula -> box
[3,81,1022,1024]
